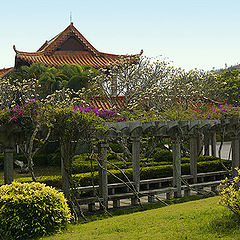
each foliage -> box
[151,148,173,162]
[93,56,223,113]
[8,63,100,96]
[73,105,126,122]
[0,182,72,240]
[218,169,240,217]
[3,159,231,189]
[0,78,40,110]
[217,70,240,105]
[8,99,51,181]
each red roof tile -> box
[89,96,127,110]
[0,67,14,78]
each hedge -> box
[71,155,221,174]
[0,151,221,172]
[0,153,60,170]
[3,159,231,189]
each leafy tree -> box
[8,63,100,96]
[58,64,98,91]
[217,70,240,105]
[93,56,223,114]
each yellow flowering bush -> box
[0,182,72,240]
[218,169,240,216]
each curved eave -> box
[0,67,14,78]
[14,51,142,69]
[16,54,119,69]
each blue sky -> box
[1,0,240,70]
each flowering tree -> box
[0,78,48,181]
[0,78,40,110]
[8,100,51,181]
[93,56,223,115]
[217,70,240,106]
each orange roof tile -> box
[0,67,14,78]
[14,51,138,69]
[87,95,225,112]
[14,23,142,69]
[89,96,127,110]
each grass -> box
[41,196,240,240]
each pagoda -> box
[0,22,142,78]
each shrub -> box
[0,182,72,240]
[109,143,124,153]
[198,155,219,162]
[218,170,240,217]
[152,148,173,162]
[0,159,230,190]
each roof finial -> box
[70,11,73,24]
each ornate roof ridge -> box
[98,49,143,58]
[13,45,45,56]
[38,22,99,56]
[0,67,14,78]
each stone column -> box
[132,137,141,192]
[190,136,198,183]
[211,132,217,157]
[172,136,182,198]
[4,148,14,184]
[60,144,71,200]
[3,133,15,185]
[203,133,210,156]
[197,134,203,156]
[231,135,240,176]
[98,142,109,209]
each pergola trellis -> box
[1,119,240,209]
[97,119,239,208]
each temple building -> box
[0,22,142,78]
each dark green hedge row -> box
[71,155,220,174]
[0,153,60,170]
[0,149,220,172]
[71,158,171,174]
[8,159,231,189]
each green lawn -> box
[41,196,240,240]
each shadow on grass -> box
[207,210,240,235]
[79,194,211,224]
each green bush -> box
[71,157,132,173]
[218,170,240,217]
[0,153,61,171]
[109,143,124,153]
[0,182,72,240]
[152,148,173,162]
[198,155,219,162]
[5,159,230,190]
[71,156,171,174]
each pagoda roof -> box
[0,67,14,78]
[14,22,143,69]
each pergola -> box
[2,118,239,209]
